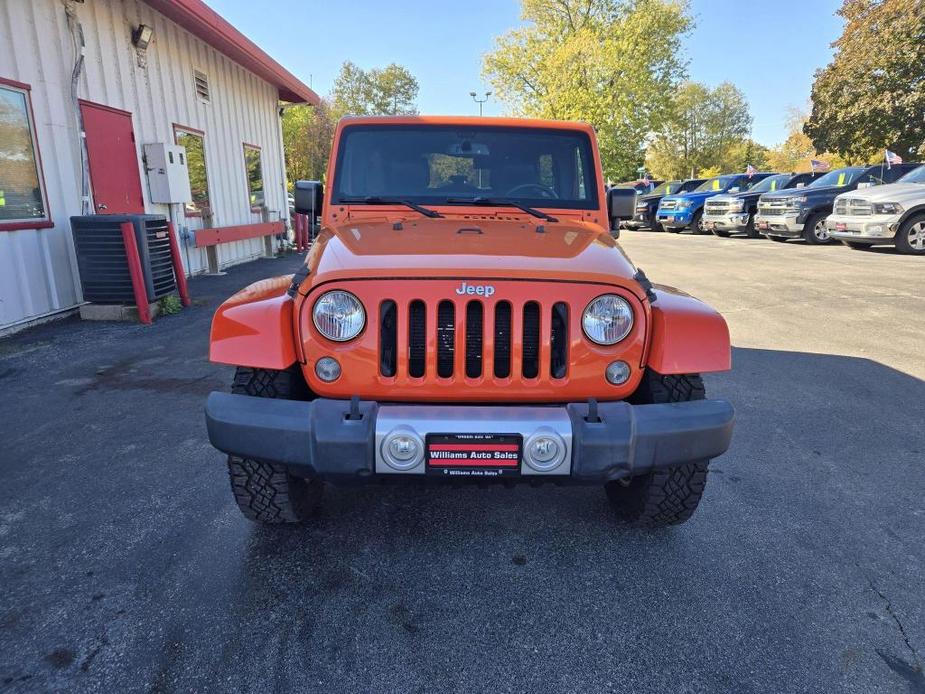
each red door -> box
[79,101,145,214]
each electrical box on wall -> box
[144,143,193,204]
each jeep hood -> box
[300,218,643,295]
[836,182,925,203]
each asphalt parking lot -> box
[1,234,923,693]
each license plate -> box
[426,433,522,478]
[836,222,847,231]
[758,221,769,230]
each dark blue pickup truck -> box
[626,179,705,231]
[656,173,775,234]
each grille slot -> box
[550,302,569,379]
[408,300,426,378]
[494,301,512,378]
[522,302,540,379]
[379,300,397,377]
[465,301,483,378]
[436,300,455,378]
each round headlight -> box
[582,294,633,345]
[312,290,365,342]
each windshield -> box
[650,180,682,196]
[748,174,790,194]
[898,165,925,184]
[809,167,863,188]
[331,125,599,210]
[694,175,737,193]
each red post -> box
[296,213,306,252]
[120,222,152,325]
[166,221,191,307]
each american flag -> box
[745,164,757,177]
[885,150,903,168]
[810,159,831,172]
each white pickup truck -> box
[826,164,925,254]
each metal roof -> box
[142,0,319,105]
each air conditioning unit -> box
[70,214,178,304]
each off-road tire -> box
[895,213,925,255]
[606,371,710,527]
[802,212,833,245]
[227,366,321,523]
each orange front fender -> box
[209,276,298,370]
[646,286,731,374]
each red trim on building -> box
[77,99,133,117]
[172,122,205,137]
[0,76,53,233]
[194,221,283,247]
[142,0,318,105]
[0,76,31,91]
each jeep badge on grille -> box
[455,282,496,298]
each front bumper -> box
[754,212,805,237]
[825,213,900,241]
[625,210,654,229]
[656,209,694,228]
[703,211,750,231]
[205,393,735,484]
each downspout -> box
[278,101,300,249]
[64,0,92,216]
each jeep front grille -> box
[380,297,568,381]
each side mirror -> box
[607,187,636,232]
[294,180,323,216]
[729,187,740,193]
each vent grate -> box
[465,301,483,378]
[522,302,540,379]
[193,69,210,102]
[408,300,426,378]
[550,302,569,379]
[436,300,455,378]
[494,301,512,378]
[380,300,397,377]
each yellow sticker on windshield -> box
[770,180,777,191]
[665,186,671,194]
[712,180,720,190]
[837,173,846,186]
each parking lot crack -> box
[865,575,923,676]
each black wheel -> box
[767,234,788,243]
[605,371,710,527]
[744,214,760,239]
[802,212,833,244]
[842,240,870,251]
[895,213,925,255]
[227,366,322,523]
[690,210,706,234]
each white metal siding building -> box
[0,0,317,334]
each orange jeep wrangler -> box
[205,116,734,527]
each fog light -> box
[605,360,630,385]
[381,427,424,470]
[315,357,341,382]
[524,428,566,472]
[868,225,883,235]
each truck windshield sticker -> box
[712,179,721,190]
[837,173,846,186]
[770,180,777,191]
[665,186,672,194]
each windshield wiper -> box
[339,196,443,218]
[445,197,558,222]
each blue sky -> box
[207,0,844,146]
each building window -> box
[174,126,211,219]
[243,144,264,212]
[0,79,51,230]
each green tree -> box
[767,108,852,173]
[282,99,335,184]
[644,81,752,178]
[804,0,925,162]
[330,61,420,119]
[483,0,691,180]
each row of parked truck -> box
[622,162,925,255]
